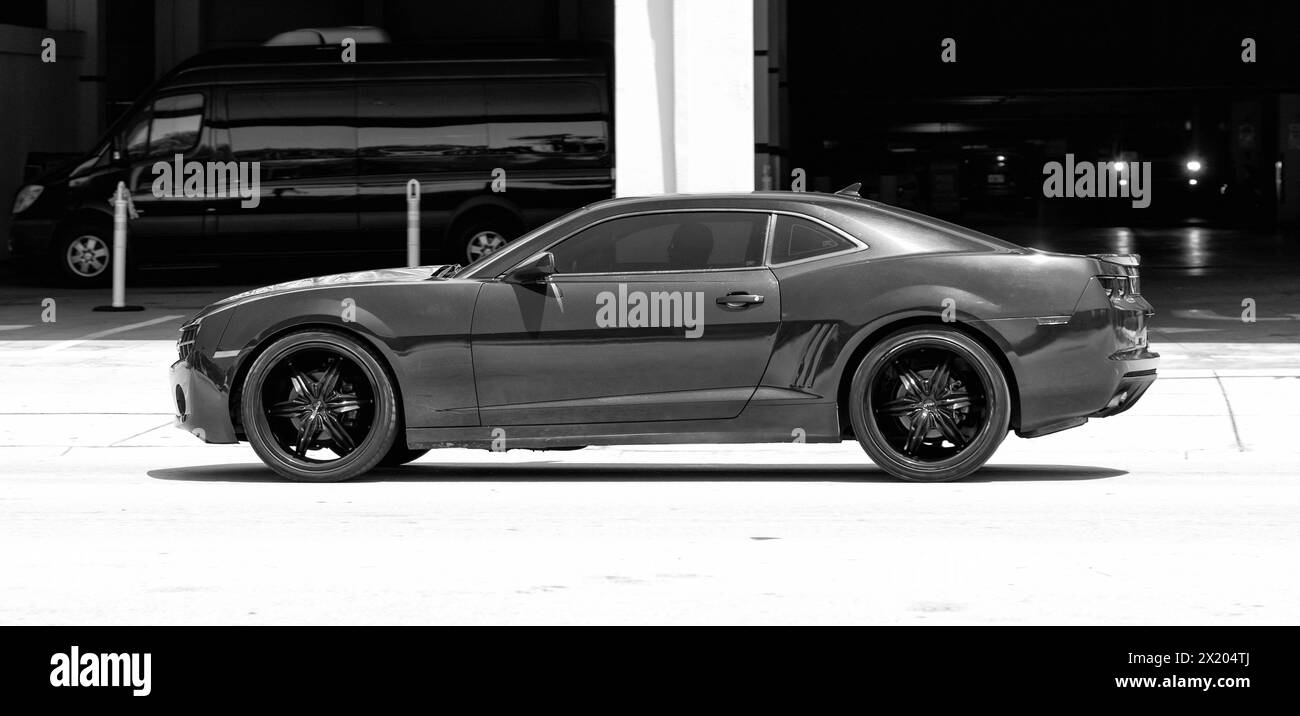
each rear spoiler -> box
[1090,253,1141,268]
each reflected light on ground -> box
[1184,227,1207,276]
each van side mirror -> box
[504,252,555,284]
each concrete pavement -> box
[0,331,1297,624]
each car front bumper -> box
[171,357,239,444]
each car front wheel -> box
[848,326,1010,482]
[241,330,399,482]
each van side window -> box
[147,93,204,157]
[358,82,487,174]
[227,87,357,181]
[122,110,151,160]
[486,81,607,165]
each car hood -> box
[216,266,451,305]
[187,266,454,324]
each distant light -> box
[996,154,1006,162]
[1186,160,1203,172]
[1188,178,1198,186]
[1113,161,1127,172]
[1119,179,1128,186]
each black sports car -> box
[170,189,1158,482]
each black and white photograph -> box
[0,0,1295,701]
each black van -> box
[9,39,612,285]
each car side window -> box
[548,212,768,274]
[769,214,856,264]
[147,93,205,157]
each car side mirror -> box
[504,251,556,284]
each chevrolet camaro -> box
[170,188,1158,482]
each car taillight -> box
[1097,275,1140,299]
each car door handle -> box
[716,293,764,308]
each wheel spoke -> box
[903,411,930,455]
[322,414,356,453]
[326,394,366,413]
[936,391,972,410]
[877,397,920,417]
[268,398,307,418]
[933,410,967,448]
[929,358,952,397]
[288,365,315,400]
[295,414,320,457]
[895,365,926,398]
[318,358,343,399]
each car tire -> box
[378,445,430,467]
[848,326,1010,482]
[241,329,399,482]
[452,216,520,264]
[53,222,113,287]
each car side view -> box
[170,188,1158,482]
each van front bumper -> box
[8,218,57,257]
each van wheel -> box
[53,223,112,287]
[848,327,1010,482]
[454,217,520,264]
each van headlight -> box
[12,185,43,215]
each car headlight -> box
[12,185,43,215]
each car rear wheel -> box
[241,330,399,482]
[53,223,112,286]
[848,326,1010,482]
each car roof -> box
[580,191,892,215]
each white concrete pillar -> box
[47,0,103,146]
[615,0,754,196]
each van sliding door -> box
[356,81,489,263]
[211,85,359,260]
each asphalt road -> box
[1,222,1298,624]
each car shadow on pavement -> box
[147,462,1127,483]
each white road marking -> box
[1171,308,1294,322]
[0,325,33,331]
[38,314,185,352]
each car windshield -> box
[452,209,588,278]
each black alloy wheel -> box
[242,330,399,482]
[849,327,1010,482]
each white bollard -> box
[406,179,420,267]
[111,182,128,305]
[93,181,143,312]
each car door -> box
[470,210,780,425]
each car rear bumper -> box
[171,358,239,444]
[1089,348,1159,417]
